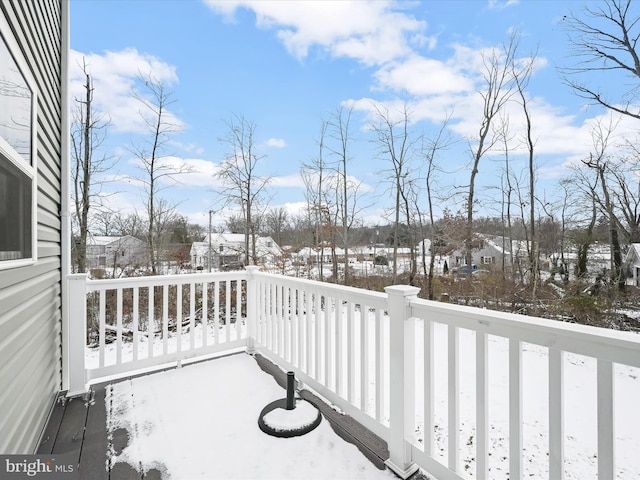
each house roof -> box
[625,243,640,265]
[87,235,142,246]
[192,234,282,256]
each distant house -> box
[0,1,68,453]
[449,235,531,270]
[191,233,282,270]
[86,235,146,270]
[549,242,611,278]
[624,243,640,286]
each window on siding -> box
[0,31,36,268]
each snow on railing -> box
[68,268,640,480]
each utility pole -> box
[208,210,213,272]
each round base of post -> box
[258,398,322,438]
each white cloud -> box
[204,0,426,66]
[270,173,306,188]
[265,138,287,148]
[69,48,182,134]
[374,54,475,95]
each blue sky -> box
[69,0,633,230]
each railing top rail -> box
[84,270,248,290]
[410,296,640,368]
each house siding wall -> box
[0,0,64,454]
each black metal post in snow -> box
[286,371,295,410]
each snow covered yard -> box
[105,353,396,479]
[413,321,640,479]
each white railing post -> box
[245,266,260,354]
[385,285,421,479]
[67,273,88,396]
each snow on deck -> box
[106,353,395,479]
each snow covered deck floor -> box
[37,353,403,479]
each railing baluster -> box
[509,339,522,479]
[296,289,304,370]
[284,286,290,361]
[375,307,383,423]
[291,288,298,366]
[423,318,434,455]
[597,359,615,480]
[315,292,322,381]
[236,279,242,341]
[325,296,332,389]
[448,324,459,471]
[361,303,369,412]
[147,286,154,358]
[189,282,196,349]
[99,289,105,367]
[476,331,488,480]
[162,284,169,355]
[225,280,231,343]
[202,281,208,348]
[133,286,139,362]
[270,283,276,351]
[176,283,182,355]
[116,288,123,365]
[305,289,312,375]
[278,285,284,356]
[214,281,220,345]
[549,347,564,480]
[336,299,344,397]
[348,300,355,403]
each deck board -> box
[37,393,66,455]
[51,395,88,461]
[79,385,108,480]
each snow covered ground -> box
[413,322,640,479]
[106,353,396,479]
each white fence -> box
[68,267,640,480]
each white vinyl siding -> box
[0,0,64,454]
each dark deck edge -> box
[36,391,67,455]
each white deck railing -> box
[68,267,640,480]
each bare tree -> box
[570,163,601,279]
[129,73,186,274]
[583,118,625,290]
[464,34,519,275]
[302,120,331,281]
[513,46,540,304]
[421,116,454,299]
[216,114,270,266]
[497,115,517,280]
[328,106,361,285]
[371,103,419,283]
[264,207,289,247]
[564,0,640,121]
[70,62,113,272]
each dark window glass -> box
[0,152,32,260]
